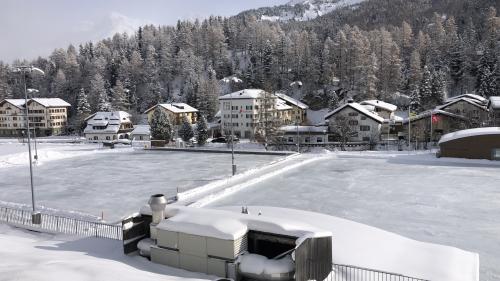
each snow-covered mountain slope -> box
[261,0,367,22]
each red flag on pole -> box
[432,114,439,124]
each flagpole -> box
[430,111,433,152]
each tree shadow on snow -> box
[36,237,211,279]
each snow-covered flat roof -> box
[360,100,397,112]
[439,127,500,144]
[489,96,500,109]
[324,102,384,123]
[219,89,266,100]
[275,93,309,109]
[29,98,71,107]
[147,206,330,241]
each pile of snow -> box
[0,142,133,169]
[0,224,211,281]
[438,127,500,144]
[239,253,294,276]
[220,206,479,281]
[155,205,330,240]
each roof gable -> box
[324,103,384,123]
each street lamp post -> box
[27,89,39,160]
[290,81,302,153]
[221,76,242,176]
[14,66,45,224]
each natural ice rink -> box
[0,143,281,221]
[210,152,500,281]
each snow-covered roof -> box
[275,93,309,109]
[439,127,500,144]
[446,94,488,104]
[488,96,500,109]
[29,98,71,107]
[360,100,397,112]
[146,205,331,241]
[324,102,384,123]
[275,99,293,111]
[1,99,25,109]
[219,89,267,100]
[145,103,198,114]
[131,125,150,135]
[403,109,467,124]
[279,125,328,133]
[84,111,131,134]
[437,97,488,111]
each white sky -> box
[0,0,289,63]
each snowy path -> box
[176,152,327,207]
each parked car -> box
[211,136,240,144]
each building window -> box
[349,120,358,126]
[360,125,370,131]
[288,137,294,143]
[317,137,323,143]
[305,137,310,143]
[94,136,98,140]
[106,136,110,140]
[361,116,367,120]
[348,112,358,117]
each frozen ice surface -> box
[0,143,281,222]
[210,152,500,280]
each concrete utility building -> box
[123,195,332,281]
[438,127,500,160]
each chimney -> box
[148,194,168,240]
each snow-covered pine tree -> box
[477,67,496,98]
[196,115,209,146]
[75,88,91,132]
[149,106,172,142]
[431,70,446,106]
[409,86,421,113]
[111,80,130,111]
[178,116,194,142]
[419,66,433,109]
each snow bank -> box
[438,127,500,144]
[217,206,479,281]
[0,143,133,169]
[239,253,294,276]
[0,224,212,281]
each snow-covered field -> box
[210,152,500,281]
[0,224,212,281]
[0,142,282,221]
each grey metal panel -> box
[179,253,208,273]
[150,246,180,268]
[207,257,227,277]
[157,229,179,249]
[295,236,332,281]
[207,237,236,260]
[178,233,207,257]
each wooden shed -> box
[438,127,500,160]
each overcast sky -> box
[0,0,289,63]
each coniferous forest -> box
[0,0,498,126]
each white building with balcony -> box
[84,111,133,142]
[219,89,276,139]
[0,98,71,137]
